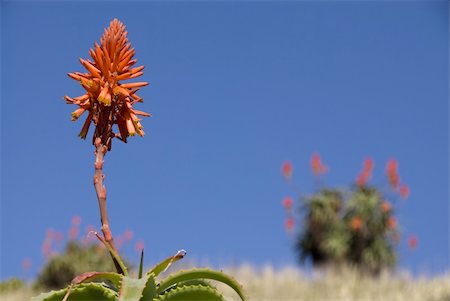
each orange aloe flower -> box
[350,216,362,231]
[281,161,293,179]
[65,19,150,150]
[399,184,410,199]
[356,157,374,186]
[285,217,295,233]
[311,153,328,176]
[387,216,397,229]
[380,200,392,213]
[282,196,294,211]
[385,159,400,189]
[408,234,418,250]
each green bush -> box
[33,241,121,291]
[282,156,408,274]
[296,186,397,273]
[0,278,26,294]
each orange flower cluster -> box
[41,228,63,258]
[387,216,397,229]
[380,201,392,213]
[281,161,293,179]
[282,196,295,233]
[385,159,410,199]
[408,234,418,250]
[282,196,294,211]
[65,19,150,150]
[350,216,363,231]
[311,153,328,176]
[285,217,295,233]
[356,158,374,186]
[386,159,400,188]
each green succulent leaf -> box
[154,284,226,301]
[138,250,144,279]
[71,271,123,289]
[31,283,117,301]
[157,268,246,301]
[147,250,186,277]
[140,274,157,301]
[118,276,148,301]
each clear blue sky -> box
[1,1,448,280]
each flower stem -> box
[93,137,126,275]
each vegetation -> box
[282,156,412,274]
[3,265,450,301]
[33,241,119,291]
[27,18,247,301]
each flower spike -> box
[66,19,150,150]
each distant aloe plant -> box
[281,155,410,274]
[32,19,246,301]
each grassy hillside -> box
[2,265,449,301]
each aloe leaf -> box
[118,276,148,301]
[138,250,144,279]
[31,283,117,301]
[94,232,128,276]
[71,271,123,289]
[154,284,226,301]
[146,249,186,277]
[157,268,246,301]
[140,274,157,301]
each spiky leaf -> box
[155,284,226,301]
[141,274,157,301]
[71,271,123,289]
[31,283,117,301]
[157,268,246,301]
[147,250,186,277]
[118,276,148,301]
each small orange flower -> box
[71,215,81,225]
[282,197,294,211]
[356,157,374,186]
[350,216,362,231]
[123,229,134,241]
[285,217,295,232]
[399,184,410,199]
[356,172,369,187]
[65,19,150,150]
[386,159,400,188]
[281,161,293,179]
[387,216,397,229]
[135,240,145,253]
[311,153,328,176]
[408,234,418,250]
[380,201,392,213]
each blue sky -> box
[1,1,448,280]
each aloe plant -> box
[31,18,246,301]
[32,250,246,301]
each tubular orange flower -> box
[386,159,400,189]
[65,19,150,150]
[282,196,294,211]
[408,234,418,250]
[356,157,374,186]
[285,217,295,233]
[311,153,328,176]
[350,216,362,231]
[387,216,397,229]
[281,161,293,179]
[399,184,410,199]
[380,201,392,213]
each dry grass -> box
[2,265,450,301]
[220,265,450,301]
